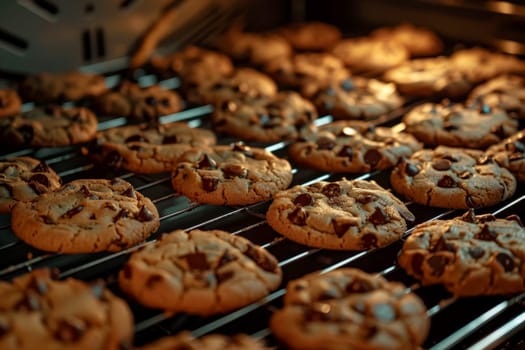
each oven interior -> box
[0,0,524,349]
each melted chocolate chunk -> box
[361,233,378,249]
[201,175,219,192]
[33,162,50,173]
[137,206,156,222]
[332,219,350,238]
[369,207,389,225]
[122,187,137,199]
[288,207,307,225]
[404,162,420,176]
[113,209,130,221]
[244,244,278,272]
[427,255,449,276]
[476,225,498,241]
[317,136,335,150]
[63,205,84,219]
[55,320,85,342]
[432,158,452,171]
[197,154,217,169]
[222,164,247,179]
[437,175,456,188]
[125,134,149,143]
[411,252,425,276]
[321,183,341,198]
[496,253,515,272]
[29,174,50,194]
[372,303,396,321]
[181,252,210,270]
[468,246,485,259]
[336,145,353,160]
[162,134,178,144]
[294,193,313,207]
[433,236,455,252]
[364,149,382,168]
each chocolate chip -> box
[218,251,236,267]
[125,134,148,143]
[332,219,350,238]
[468,247,485,259]
[181,252,210,270]
[476,225,498,241]
[404,162,420,176]
[432,158,452,171]
[243,244,278,272]
[369,207,389,225]
[105,151,124,167]
[217,270,235,283]
[162,134,178,144]
[427,255,449,276]
[372,303,396,321]
[496,253,515,272]
[222,164,247,179]
[145,275,163,288]
[119,188,136,201]
[364,149,382,168]
[437,175,456,188]
[63,205,84,218]
[79,185,97,199]
[361,233,378,248]
[317,136,335,150]
[201,175,219,192]
[197,154,217,169]
[346,279,373,293]
[288,207,307,225]
[41,215,55,224]
[137,206,155,222]
[336,145,353,160]
[433,236,455,252]
[55,319,85,342]
[33,162,49,173]
[294,193,313,207]
[321,183,341,198]
[411,252,425,276]
[113,209,130,222]
[145,96,157,106]
[29,174,50,194]
[0,320,9,337]
[17,125,34,144]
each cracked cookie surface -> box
[390,146,517,209]
[82,122,216,174]
[171,143,293,205]
[0,106,98,148]
[0,157,61,213]
[18,72,107,104]
[266,179,415,250]
[486,130,525,182]
[11,178,159,253]
[270,268,429,350]
[289,120,422,173]
[403,102,518,149]
[398,210,525,296]
[212,91,317,143]
[0,268,134,350]
[118,229,282,315]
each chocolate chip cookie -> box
[288,121,422,173]
[398,209,525,296]
[0,106,98,148]
[0,88,22,118]
[0,268,134,350]
[270,268,430,350]
[486,130,525,182]
[186,68,278,105]
[18,71,108,104]
[150,45,234,83]
[171,143,293,205]
[312,77,404,120]
[383,57,473,98]
[0,157,61,213]
[403,102,519,149]
[266,179,415,250]
[11,178,159,253]
[390,146,517,209]
[118,229,282,315]
[277,21,342,51]
[212,91,318,143]
[263,53,350,97]
[370,23,443,56]
[467,75,525,119]
[137,332,270,350]
[93,81,183,122]
[82,122,217,174]
[331,38,409,72]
